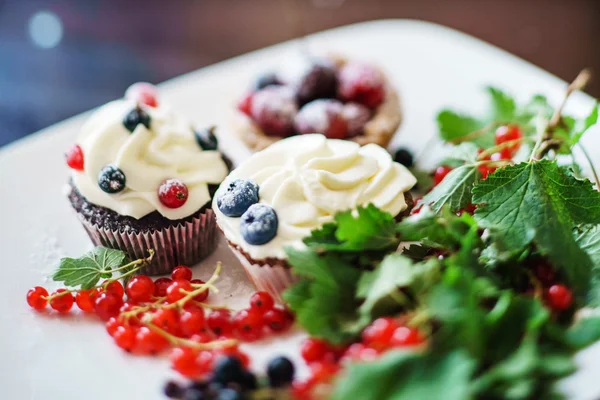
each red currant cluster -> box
[293,317,425,399]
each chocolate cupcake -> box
[65,83,229,275]
[234,55,402,152]
[213,134,417,302]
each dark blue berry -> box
[98,165,126,194]
[267,356,295,388]
[183,388,205,400]
[195,126,218,151]
[254,72,280,90]
[240,204,278,245]
[163,381,183,398]
[241,371,258,390]
[123,107,151,132]
[296,61,338,106]
[212,356,245,386]
[217,179,259,217]
[217,388,243,400]
[393,148,414,168]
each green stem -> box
[577,143,600,188]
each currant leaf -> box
[52,247,127,290]
[422,164,479,212]
[575,225,600,305]
[487,86,517,122]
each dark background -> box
[1,0,599,147]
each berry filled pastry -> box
[235,55,402,152]
[65,83,230,274]
[213,134,416,302]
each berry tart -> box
[213,134,416,302]
[65,83,230,275]
[235,55,402,152]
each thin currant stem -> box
[106,249,155,273]
[548,69,591,130]
[577,143,600,188]
[477,137,532,160]
[146,322,237,350]
[170,262,223,309]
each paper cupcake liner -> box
[79,209,218,275]
[229,247,297,304]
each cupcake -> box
[65,83,230,275]
[235,55,402,152]
[213,134,416,302]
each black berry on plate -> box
[240,204,278,245]
[182,387,205,400]
[216,388,243,400]
[254,72,281,90]
[98,165,126,194]
[217,179,259,217]
[123,106,151,132]
[158,179,189,208]
[343,102,371,137]
[250,86,298,137]
[163,380,183,398]
[267,356,295,387]
[195,126,219,151]
[337,61,385,109]
[212,356,245,386]
[295,61,338,105]
[393,148,414,168]
[294,99,348,139]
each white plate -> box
[1,20,599,400]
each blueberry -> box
[254,72,280,90]
[240,204,278,245]
[217,388,243,400]
[393,148,414,168]
[296,61,338,105]
[183,387,205,400]
[98,165,126,194]
[195,126,218,151]
[163,380,183,398]
[212,356,245,386]
[241,370,258,390]
[267,356,295,388]
[123,106,151,132]
[217,179,259,217]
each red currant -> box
[190,279,209,302]
[390,326,424,347]
[457,203,477,216]
[152,308,181,335]
[153,277,173,297]
[180,306,206,337]
[233,308,265,341]
[361,317,398,350]
[533,259,556,285]
[300,338,334,363]
[76,288,101,312]
[105,317,121,336]
[495,124,522,155]
[340,343,378,363]
[113,325,137,352]
[249,291,275,312]
[546,284,573,311]
[171,266,192,281]
[190,332,214,344]
[478,164,497,180]
[49,289,74,313]
[337,62,385,108]
[264,306,294,332]
[125,82,159,108]
[158,179,189,209]
[170,347,201,378]
[26,286,48,310]
[166,280,193,303]
[94,292,124,321]
[105,281,125,298]
[238,92,254,116]
[207,309,233,336]
[134,326,169,355]
[433,165,453,186]
[126,275,155,303]
[65,144,84,171]
[307,361,340,385]
[196,350,217,373]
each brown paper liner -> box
[229,247,297,304]
[79,209,218,275]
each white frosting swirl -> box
[72,99,229,220]
[214,134,416,260]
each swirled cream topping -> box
[213,134,416,260]
[72,99,229,220]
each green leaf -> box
[436,110,488,147]
[422,164,479,212]
[569,102,599,146]
[440,142,480,167]
[487,87,517,122]
[473,161,600,297]
[52,247,127,289]
[575,225,600,305]
[564,316,600,349]
[330,350,476,400]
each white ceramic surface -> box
[1,20,599,400]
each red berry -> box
[433,165,453,186]
[207,309,233,336]
[250,86,298,137]
[76,288,101,312]
[495,124,522,155]
[125,82,159,108]
[94,292,124,321]
[342,102,371,137]
[264,307,294,332]
[337,62,385,109]
[250,291,275,312]
[390,326,425,347]
[49,289,74,313]
[233,308,265,341]
[308,361,340,385]
[180,306,206,337]
[295,61,337,105]
[238,92,254,116]
[172,266,193,281]
[361,317,398,350]
[546,284,573,311]
[457,203,477,216]
[158,179,189,209]
[190,332,215,344]
[135,326,169,355]
[300,338,334,363]
[170,347,201,378]
[126,275,156,303]
[65,144,84,171]
[533,260,556,285]
[196,349,217,373]
[152,308,181,335]
[478,164,497,180]
[113,325,137,352]
[27,286,48,310]
[154,277,173,297]
[294,99,348,139]
[105,317,121,336]
[166,280,193,303]
[190,279,209,302]
[340,343,378,363]
[105,281,125,298]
